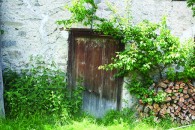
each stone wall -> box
[0,0,194,110]
[1,0,194,71]
[0,0,71,72]
[131,0,195,39]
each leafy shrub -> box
[58,0,194,104]
[3,57,83,118]
[99,18,188,103]
[167,40,195,81]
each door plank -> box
[68,29,124,117]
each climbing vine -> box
[58,0,194,103]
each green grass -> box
[0,109,194,130]
[1,112,195,130]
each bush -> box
[59,0,194,103]
[3,57,83,118]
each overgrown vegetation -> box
[58,0,194,104]
[3,56,191,129]
[1,0,194,129]
[3,56,83,118]
[1,108,194,130]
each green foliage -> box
[3,57,84,118]
[179,40,195,79]
[127,76,166,104]
[58,0,194,104]
[101,108,136,126]
[1,109,193,130]
[167,67,177,81]
[57,0,104,28]
[187,0,195,16]
[142,115,178,129]
[100,18,182,78]
[99,17,186,103]
[0,30,4,35]
[167,40,195,81]
[0,114,129,130]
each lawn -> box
[1,111,195,130]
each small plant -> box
[178,88,183,93]
[142,114,178,129]
[3,56,84,118]
[57,0,104,28]
[101,108,136,126]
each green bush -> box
[99,18,188,103]
[58,0,195,103]
[167,40,195,81]
[3,57,83,118]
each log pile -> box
[137,80,195,124]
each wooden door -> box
[68,29,124,117]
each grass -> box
[1,110,194,130]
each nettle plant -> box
[58,0,194,103]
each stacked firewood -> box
[137,80,195,124]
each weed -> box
[3,57,83,118]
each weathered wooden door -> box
[68,29,124,117]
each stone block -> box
[1,41,17,48]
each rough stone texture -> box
[121,78,137,108]
[131,0,195,39]
[1,0,194,71]
[0,0,194,110]
[0,0,71,72]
